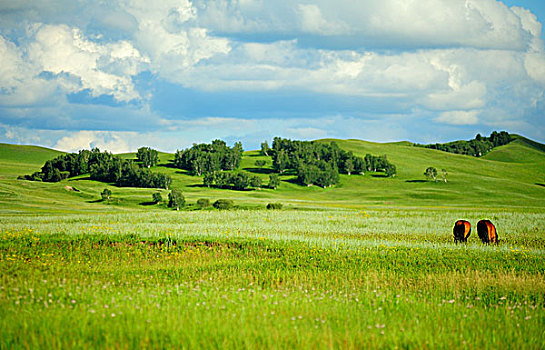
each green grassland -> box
[0,139,544,348]
[1,136,544,213]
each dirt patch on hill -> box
[64,186,80,192]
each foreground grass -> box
[1,209,544,349]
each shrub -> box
[197,198,211,208]
[152,192,163,203]
[213,199,234,210]
[101,188,112,201]
[266,203,283,210]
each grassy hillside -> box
[1,137,544,213]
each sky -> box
[0,0,544,153]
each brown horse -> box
[453,220,471,243]
[477,220,498,244]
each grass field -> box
[0,140,544,348]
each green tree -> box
[261,141,270,156]
[152,192,163,203]
[273,149,289,173]
[384,163,397,177]
[441,169,448,183]
[425,167,438,182]
[232,172,250,190]
[250,176,262,189]
[203,172,215,187]
[168,189,185,210]
[101,188,112,201]
[254,160,266,168]
[268,174,280,189]
[137,147,159,168]
[344,158,354,175]
[215,172,231,188]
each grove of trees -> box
[21,148,171,189]
[269,137,396,187]
[136,147,159,168]
[418,131,512,157]
[174,140,243,176]
[202,171,264,190]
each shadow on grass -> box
[139,201,157,206]
[536,183,545,187]
[69,176,92,181]
[243,167,274,175]
[87,199,104,203]
[370,173,388,178]
[187,184,255,191]
[406,180,427,183]
[157,162,178,169]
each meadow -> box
[0,140,544,348]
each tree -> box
[152,192,163,203]
[250,176,262,189]
[344,158,354,175]
[441,169,448,183]
[168,189,185,210]
[268,174,280,189]
[254,160,266,168]
[232,172,250,190]
[384,163,397,177]
[137,147,159,168]
[261,141,270,156]
[273,149,289,173]
[203,172,215,187]
[424,167,438,182]
[101,188,112,201]
[215,172,231,188]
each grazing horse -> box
[453,220,471,243]
[477,220,498,244]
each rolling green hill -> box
[1,137,544,214]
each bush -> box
[213,199,234,210]
[197,198,211,208]
[168,189,185,210]
[266,203,283,210]
[152,192,163,203]
[101,188,112,201]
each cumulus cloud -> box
[435,110,480,125]
[192,0,538,50]
[53,131,136,153]
[0,0,545,147]
[28,24,149,102]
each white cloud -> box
[54,130,136,153]
[28,24,149,102]
[435,110,480,125]
[1,0,545,145]
[297,4,347,35]
[120,0,231,81]
[191,0,539,50]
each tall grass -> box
[1,209,544,349]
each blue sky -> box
[0,0,544,152]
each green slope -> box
[1,138,544,214]
[0,143,63,178]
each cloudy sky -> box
[0,0,544,152]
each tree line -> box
[266,137,396,187]
[202,171,280,190]
[173,140,243,176]
[20,147,172,189]
[417,131,512,157]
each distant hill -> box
[0,136,544,213]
